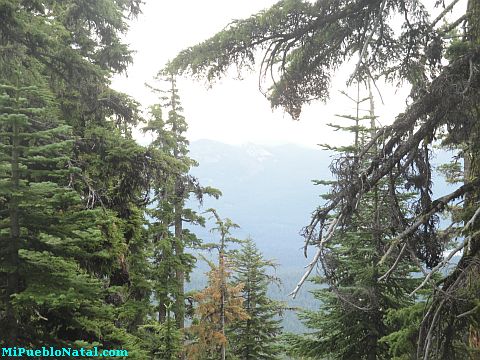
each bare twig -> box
[378,242,408,281]
[457,305,479,318]
[409,234,472,296]
[350,0,388,83]
[290,214,343,298]
[439,14,467,35]
[464,203,480,231]
[422,298,446,360]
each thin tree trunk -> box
[169,75,186,332]
[158,301,166,323]
[368,80,380,360]
[220,262,226,360]
[6,90,21,344]
[174,201,185,330]
[219,231,226,360]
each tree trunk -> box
[465,0,480,353]
[220,250,226,360]
[174,200,185,330]
[465,0,480,350]
[6,92,21,344]
[368,80,380,360]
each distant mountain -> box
[186,139,456,333]
[189,140,333,261]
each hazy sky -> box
[111,1,463,148]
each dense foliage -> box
[228,239,284,360]
[0,1,149,356]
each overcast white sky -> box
[111,0,464,148]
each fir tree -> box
[1,0,155,349]
[228,239,284,360]
[188,210,247,360]
[286,85,420,360]
[139,303,182,360]
[144,75,221,331]
[0,81,143,353]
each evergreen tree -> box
[188,210,247,360]
[144,75,221,331]
[228,239,284,360]
[139,303,183,360]
[0,81,144,354]
[285,85,419,360]
[0,1,156,352]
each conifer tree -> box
[144,75,221,331]
[139,303,183,360]
[0,81,144,353]
[286,84,420,360]
[1,0,156,347]
[228,239,284,360]
[188,210,247,360]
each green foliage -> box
[139,305,182,360]
[143,76,223,360]
[381,302,427,360]
[0,82,130,352]
[168,0,434,119]
[228,239,284,360]
[285,86,421,360]
[0,1,155,355]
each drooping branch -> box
[379,178,480,266]
[293,46,480,296]
[168,0,432,119]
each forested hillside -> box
[1,1,480,359]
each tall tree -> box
[228,238,284,360]
[144,75,221,330]
[0,0,157,350]
[0,81,143,353]
[286,85,420,360]
[168,1,480,357]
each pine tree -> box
[228,239,284,360]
